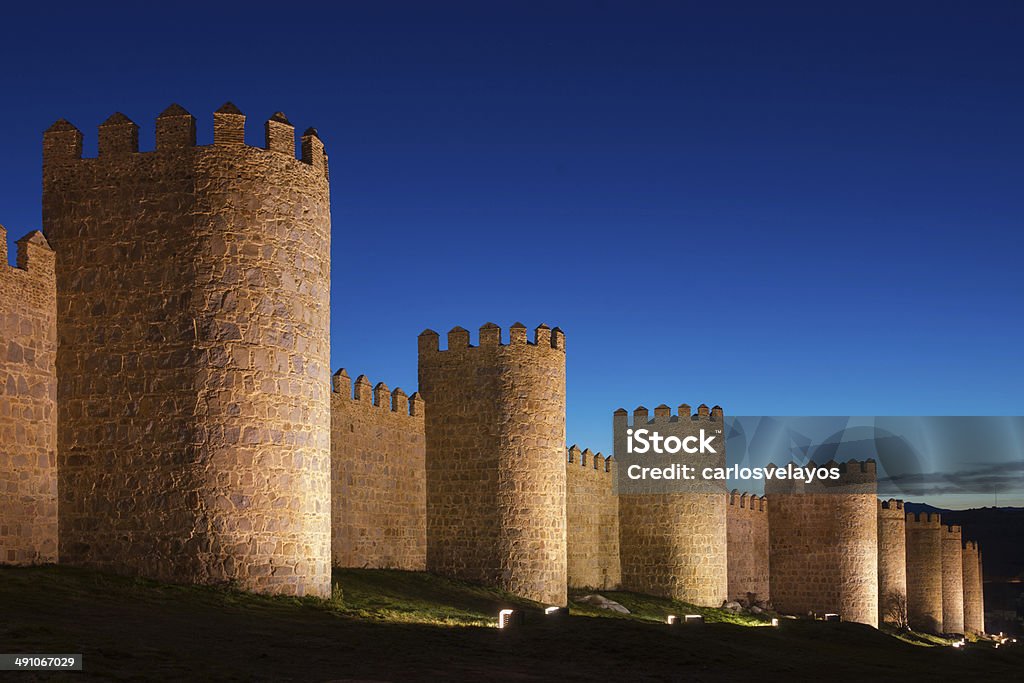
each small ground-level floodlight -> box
[498,609,523,629]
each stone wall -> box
[330,369,425,570]
[766,460,878,627]
[42,105,332,597]
[0,228,58,565]
[905,512,944,633]
[565,446,620,590]
[941,525,965,634]
[615,404,728,607]
[418,323,567,606]
[726,491,769,603]
[877,498,907,625]
[962,540,984,635]
[978,550,986,633]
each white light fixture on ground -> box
[498,609,522,629]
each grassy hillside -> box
[1,566,1022,681]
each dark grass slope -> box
[1,566,1022,682]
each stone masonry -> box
[766,460,879,627]
[0,228,58,565]
[979,550,985,630]
[418,323,567,606]
[962,540,984,634]
[41,105,332,597]
[565,446,620,590]
[877,499,907,625]
[726,491,769,604]
[0,102,991,624]
[941,524,965,634]
[615,404,728,607]
[905,512,944,633]
[330,369,425,570]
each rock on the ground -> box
[577,594,630,614]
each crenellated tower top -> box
[905,511,943,528]
[43,103,328,179]
[614,402,724,430]
[418,322,564,355]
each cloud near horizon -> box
[878,460,1024,496]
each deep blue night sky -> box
[1,2,1022,470]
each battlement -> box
[565,444,620,591]
[613,403,724,427]
[728,490,767,512]
[878,498,904,511]
[566,445,614,474]
[764,458,877,475]
[763,458,877,494]
[330,369,426,573]
[837,458,877,475]
[726,486,770,605]
[331,368,423,418]
[905,512,942,528]
[945,524,962,537]
[42,103,328,178]
[963,540,978,552]
[418,322,565,354]
[0,227,55,273]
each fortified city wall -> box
[565,445,620,590]
[905,512,944,633]
[615,403,728,607]
[41,105,332,597]
[330,369,425,570]
[726,490,769,604]
[877,498,908,624]
[766,460,879,627]
[418,323,567,606]
[0,228,58,565]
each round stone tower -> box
[42,104,332,597]
[961,540,984,635]
[904,512,944,633]
[418,323,567,606]
[614,404,728,606]
[877,498,908,624]
[766,459,878,627]
[941,524,965,634]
